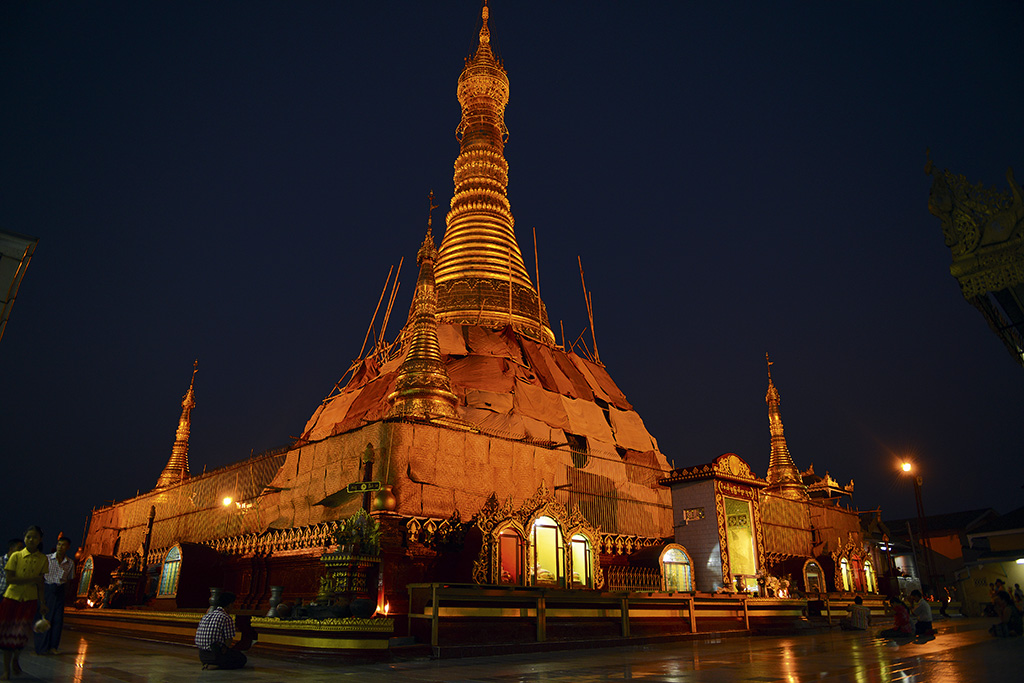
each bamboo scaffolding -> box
[376,256,404,355]
[578,255,600,362]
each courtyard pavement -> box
[9,617,1022,682]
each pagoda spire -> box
[433,2,555,344]
[763,354,808,500]
[156,360,197,489]
[387,192,459,420]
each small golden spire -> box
[763,356,807,500]
[156,360,197,488]
[387,195,458,420]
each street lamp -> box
[900,461,936,596]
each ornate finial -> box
[763,359,807,501]
[766,352,773,381]
[418,191,440,264]
[427,189,437,233]
[479,1,490,46]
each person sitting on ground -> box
[841,596,872,630]
[878,596,912,640]
[909,589,934,640]
[195,591,246,670]
[989,590,1023,638]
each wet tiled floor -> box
[9,617,1022,682]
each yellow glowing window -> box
[531,516,564,586]
[661,547,693,592]
[864,560,876,593]
[840,558,852,592]
[77,557,94,597]
[498,530,523,584]
[724,497,757,580]
[158,546,182,597]
[570,535,591,588]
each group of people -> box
[0,526,75,681]
[842,590,935,643]
[988,579,1023,638]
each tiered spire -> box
[156,360,197,488]
[763,355,808,500]
[434,2,555,344]
[387,193,459,420]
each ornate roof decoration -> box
[155,360,197,489]
[926,157,1024,367]
[434,2,555,344]
[763,355,808,501]
[471,481,604,587]
[387,193,460,420]
[801,463,854,499]
[659,453,768,488]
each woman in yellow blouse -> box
[1,526,49,681]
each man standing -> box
[35,537,74,655]
[195,591,246,670]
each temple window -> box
[530,516,564,586]
[498,529,524,584]
[566,433,589,469]
[570,534,591,588]
[77,557,94,597]
[863,559,877,593]
[804,560,824,593]
[158,546,182,597]
[724,497,757,590]
[840,557,853,592]
[660,546,693,592]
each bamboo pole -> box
[378,256,404,353]
[356,265,393,362]
[578,255,600,362]
[533,226,542,325]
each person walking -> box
[34,537,74,655]
[0,527,48,681]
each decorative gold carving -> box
[927,160,1024,297]
[471,482,604,589]
[156,360,197,488]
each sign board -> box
[346,481,382,494]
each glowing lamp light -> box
[222,496,233,507]
[1016,558,1024,565]
[901,462,912,473]
[384,600,390,616]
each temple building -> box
[75,6,887,643]
[927,158,1024,368]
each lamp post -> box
[901,461,936,597]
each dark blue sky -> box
[2,2,1022,548]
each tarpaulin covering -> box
[609,407,656,452]
[437,323,469,356]
[570,353,632,410]
[513,379,570,431]
[561,395,614,443]
[465,388,514,413]
[447,355,516,393]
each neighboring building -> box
[661,362,878,596]
[883,508,998,595]
[926,159,1024,368]
[960,506,1024,616]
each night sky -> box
[2,2,1023,551]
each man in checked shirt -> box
[34,536,74,655]
[195,591,247,669]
